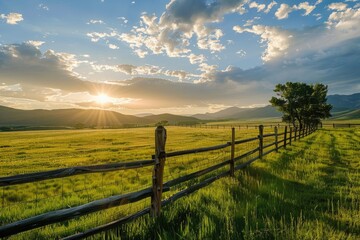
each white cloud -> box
[234,25,291,61]
[236,49,246,57]
[197,28,225,53]
[249,2,266,12]
[188,53,206,64]
[326,5,360,32]
[1,36,359,112]
[295,2,316,16]
[134,49,148,58]
[91,63,191,81]
[328,2,348,11]
[313,13,322,20]
[0,12,23,24]
[0,43,87,92]
[108,44,119,49]
[86,31,117,42]
[119,0,247,62]
[118,17,128,24]
[26,41,45,48]
[38,4,49,11]
[44,50,79,72]
[163,70,189,81]
[244,17,260,27]
[87,19,105,24]
[275,4,292,19]
[264,1,278,14]
[233,25,244,33]
[275,2,316,20]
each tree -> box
[156,120,169,127]
[270,82,332,129]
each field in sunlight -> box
[104,127,360,240]
[0,126,359,239]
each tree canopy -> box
[270,82,332,129]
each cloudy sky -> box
[0,0,359,115]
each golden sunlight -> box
[95,94,110,104]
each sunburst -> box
[95,94,110,105]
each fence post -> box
[284,126,288,149]
[230,127,235,177]
[258,125,264,159]
[289,127,292,146]
[294,127,297,142]
[274,126,278,153]
[151,126,167,217]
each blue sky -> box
[0,0,359,114]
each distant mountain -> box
[327,93,360,112]
[1,92,358,128]
[0,106,201,128]
[193,93,360,121]
[143,113,200,124]
[0,106,152,127]
[193,107,248,120]
[193,105,282,120]
[134,113,154,117]
[331,109,360,120]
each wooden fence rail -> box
[0,124,317,239]
[0,160,154,187]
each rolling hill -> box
[327,93,360,112]
[0,106,201,128]
[143,113,200,124]
[0,106,153,127]
[193,93,360,120]
[0,92,358,128]
[330,109,360,120]
[193,105,282,120]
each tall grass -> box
[0,127,359,239]
[100,128,359,240]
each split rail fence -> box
[0,124,317,239]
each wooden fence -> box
[0,125,317,239]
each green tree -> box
[156,120,169,127]
[270,82,332,129]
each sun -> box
[95,94,110,104]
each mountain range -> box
[0,93,358,128]
[0,106,199,128]
[193,93,360,120]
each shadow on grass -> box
[105,129,359,239]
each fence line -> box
[0,124,317,239]
[0,160,154,187]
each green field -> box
[0,126,359,239]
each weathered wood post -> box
[230,127,235,177]
[289,127,292,146]
[284,126,288,149]
[258,125,264,159]
[274,126,278,153]
[294,127,297,142]
[151,126,167,217]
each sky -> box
[0,0,359,115]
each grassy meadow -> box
[0,125,359,239]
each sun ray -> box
[95,94,110,105]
